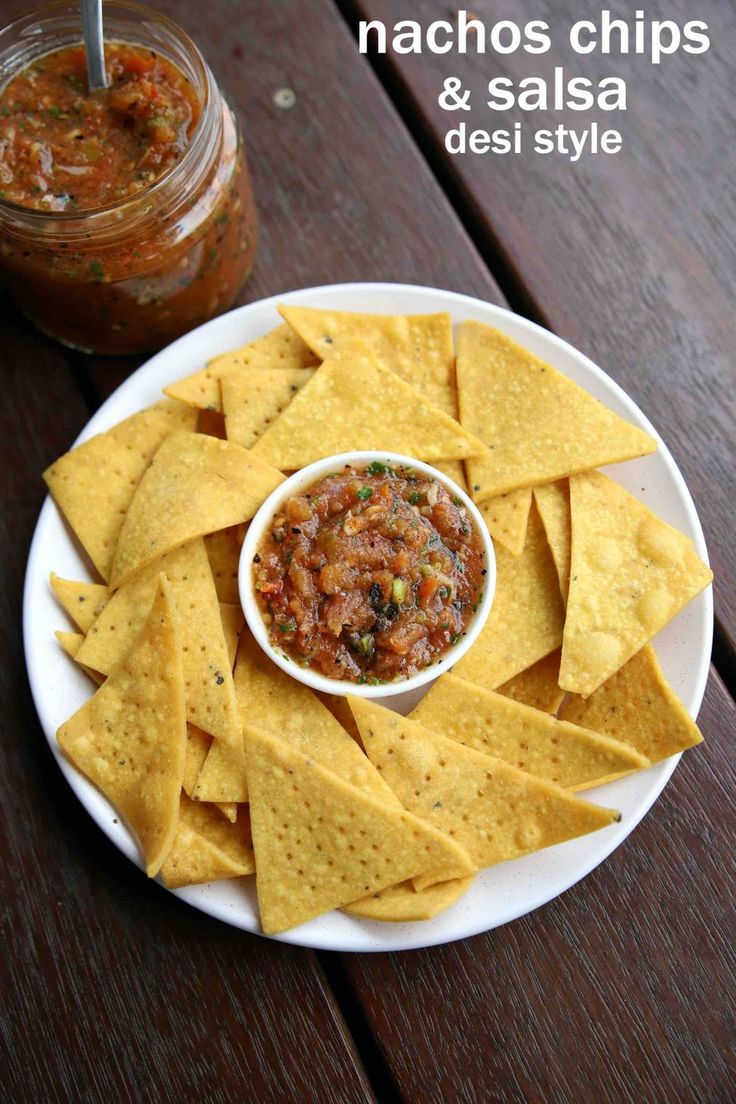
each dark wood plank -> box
[352,0,736,649]
[341,671,736,1104]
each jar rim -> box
[0,0,218,226]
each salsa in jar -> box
[0,5,257,354]
[253,462,487,684]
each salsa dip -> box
[241,452,495,698]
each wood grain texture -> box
[353,0,736,648]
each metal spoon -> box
[80,0,109,90]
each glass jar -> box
[0,2,258,355]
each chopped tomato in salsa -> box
[0,42,200,211]
[253,463,487,683]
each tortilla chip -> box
[559,645,703,763]
[43,400,197,581]
[50,574,109,632]
[279,305,455,400]
[560,472,713,696]
[110,432,283,587]
[160,794,253,888]
[164,323,318,412]
[182,726,236,822]
[456,322,656,501]
[244,724,474,934]
[249,345,489,470]
[412,673,648,791]
[55,630,105,685]
[534,480,572,603]
[344,876,474,922]
[222,366,315,449]
[77,539,241,747]
[479,487,532,557]
[205,525,246,604]
[497,650,564,714]
[220,602,244,669]
[350,698,618,893]
[454,503,565,690]
[57,577,186,877]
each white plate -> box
[23,282,713,952]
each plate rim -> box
[23,280,713,952]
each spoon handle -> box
[80,0,109,90]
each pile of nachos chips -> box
[45,306,712,934]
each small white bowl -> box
[239,451,496,700]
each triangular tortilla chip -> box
[43,400,197,581]
[160,794,254,888]
[77,540,241,747]
[164,323,318,411]
[279,305,455,401]
[57,577,186,877]
[193,739,250,804]
[560,472,713,696]
[559,645,703,763]
[456,322,656,501]
[411,673,648,791]
[344,876,474,922]
[183,725,236,822]
[479,487,532,557]
[454,503,565,689]
[110,432,283,587]
[50,574,109,632]
[244,725,474,934]
[249,346,489,470]
[222,366,315,449]
[350,698,618,893]
[534,480,572,603]
[55,630,105,685]
[205,524,246,604]
[497,650,564,714]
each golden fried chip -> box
[57,577,186,877]
[344,876,474,922]
[244,725,474,934]
[219,602,244,670]
[479,487,532,557]
[534,480,572,603]
[43,400,197,581]
[205,524,246,604]
[222,366,315,449]
[560,472,713,696]
[454,503,564,690]
[77,540,241,747]
[249,345,489,470]
[559,645,703,763]
[50,574,109,632]
[193,740,250,805]
[412,673,648,791]
[183,725,236,822]
[110,432,283,587]
[456,322,656,502]
[164,323,318,411]
[55,630,105,685]
[350,698,619,893]
[160,794,253,888]
[497,650,564,714]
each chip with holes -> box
[456,322,656,502]
[160,794,253,888]
[249,345,489,470]
[560,472,713,696]
[496,650,564,714]
[222,365,315,449]
[57,577,186,877]
[50,574,109,632]
[344,876,474,922]
[558,644,703,763]
[350,697,619,893]
[76,539,241,748]
[454,503,564,690]
[533,480,572,603]
[412,673,648,791]
[110,432,284,588]
[164,323,319,412]
[183,725,236,823]
[43,400,197,581]
[244,724,474,934]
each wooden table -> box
[3,3,734,1101]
